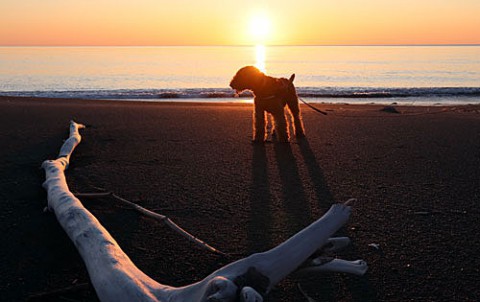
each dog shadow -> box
[296,138,335,209]
[248,142,311,252]
[272,143,311,231]
[297,138,378,301]
[248,139,377,301]
[247,143,273,253]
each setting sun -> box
[249,13,271,43]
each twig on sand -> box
[297,283,317,302]
[27,283,90,301]
[76,191,228,256]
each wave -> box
[1,87,480,100]
[299,87,480,98]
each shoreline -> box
[2,95,480,108]
[1,96,479,301]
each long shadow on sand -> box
[273,143,311,232]
[297,138,378,301]
[247,143,273,253]
[248,139,377,301]
[297,139,335,209]
[248,142,313,251]
[248,141,336,301]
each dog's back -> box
[260,74,301,116]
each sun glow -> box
[249,13,271,43]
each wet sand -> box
[0,96,479,301]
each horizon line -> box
[1,43,479,47]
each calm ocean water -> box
[0,46,479,105]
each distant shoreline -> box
[1,44,480,47]
[1,94,479,107]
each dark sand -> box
[0,96,479,301]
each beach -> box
[1,96,479,301]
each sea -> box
[1,45,479,105]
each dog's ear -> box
[289,74,295,83]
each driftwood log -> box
[42,121,367,302]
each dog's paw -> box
[294,128,306,138]
[251,139,265,144]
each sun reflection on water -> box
[255,44,266,73]
[238,98,254,104]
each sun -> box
[249,13,271,43]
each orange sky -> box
[1,0,479,46]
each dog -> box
[230,66,305,143]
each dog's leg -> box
[272,108,289,143]
[292,113,305,138]
[283,78,305,138]
[268,114,276,139]
[286,93,305,138]
[253,107,266,142]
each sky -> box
[1,0,479,46]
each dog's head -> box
[229,66,265,94]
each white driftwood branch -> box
[42,121,172,301]
[297,258,368,276]
[42,121,367,302]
